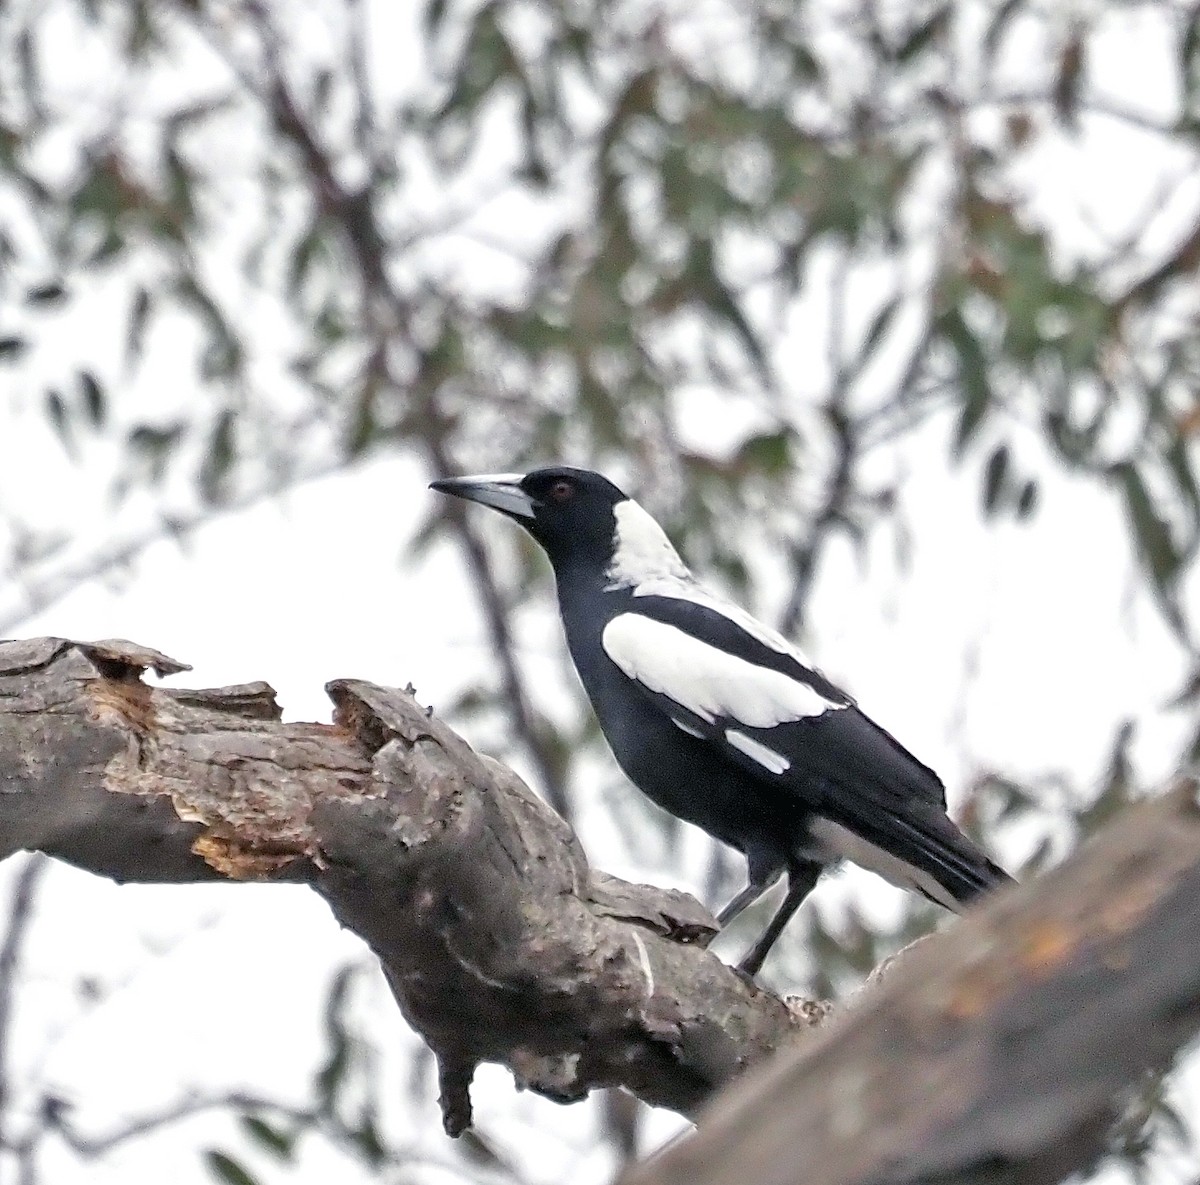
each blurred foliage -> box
[0,0,1199,1182]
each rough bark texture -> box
[6,636,1200,1179]
[0,637,808,1132]
[620,780,1200,1185]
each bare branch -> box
[0,457,346,638]
[0,637,808,1132]
[0,854,48,1148]
[3,635,1200,1179]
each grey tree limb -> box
[0,637,807,1134]
[7,634,1200,1180]
[620,780,1200,1185]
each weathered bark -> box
[6,636,1200,1180]
[0,637,808,1132]
[620,781,1200,1185]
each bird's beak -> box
[429,473,537,521]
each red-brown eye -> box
[550,480,574,502]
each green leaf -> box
[286,227,325,297]
[940,309,991,454]
[26,282,65,305]
[1116,461,1181,601]
[163,144,194,229]
[982,444,1009,513]
[79,371,105,427]
[1184,6,1200,98]
[983,0,1026,61]
[1016,478,1038,519]
[176,276,242,379]
[312,68,334,114]
[849,295,902,377]
[1052,32,1086,127]
[350,1110,386,1168]
[45,389,70,451]
[128,423,184,483]
[89,227,125,264]
[199,410,236,503]
[126,286,152,364]
[1077,720,1136,836]
[894,5,950,63]
[315,965,356,1112]
[434,2,518,123]
[238,1116,295,1161]
[735,431,790,474]
[204,1151,261,1185]
[1164,432,1200,543]
[424,0,450,36]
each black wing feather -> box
[615,596,1012,903]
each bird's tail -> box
[893,808,1014,909]
[816,801,1014,913]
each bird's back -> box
[556,563,1010,909]
[555,572,811,866]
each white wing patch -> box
[669,716,705,739]
[726,729,790,774]
[602,614,841,728]
[809,818,959,910]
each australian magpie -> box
[431,465,1013,975]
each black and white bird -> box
[431,466,1013,975]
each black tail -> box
[814,798,1015,913]
[870,806,1014,910]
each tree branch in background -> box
[0,637,806,1135]
[0,455,347,637]
[0,854,47,1151]
[248,19,574,816]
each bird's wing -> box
[601,595,1009,905]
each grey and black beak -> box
[429,473,537,521]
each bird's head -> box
[430,466,688,584]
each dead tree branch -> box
[6,634,1200,1177]
[0,637,806,1134]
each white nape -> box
[604,500,824,670]
[604,500,691,588]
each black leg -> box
[716,878,771,927]
[737,862,822,977]
[716,857,784,927]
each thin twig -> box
[241,21,573,816]
[0,458,347,637]
[0,856,49,1149]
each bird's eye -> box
[549,480,574,502]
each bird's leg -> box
[737,862,822,977]
[715,879,769,928]
[715,857,783,928]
